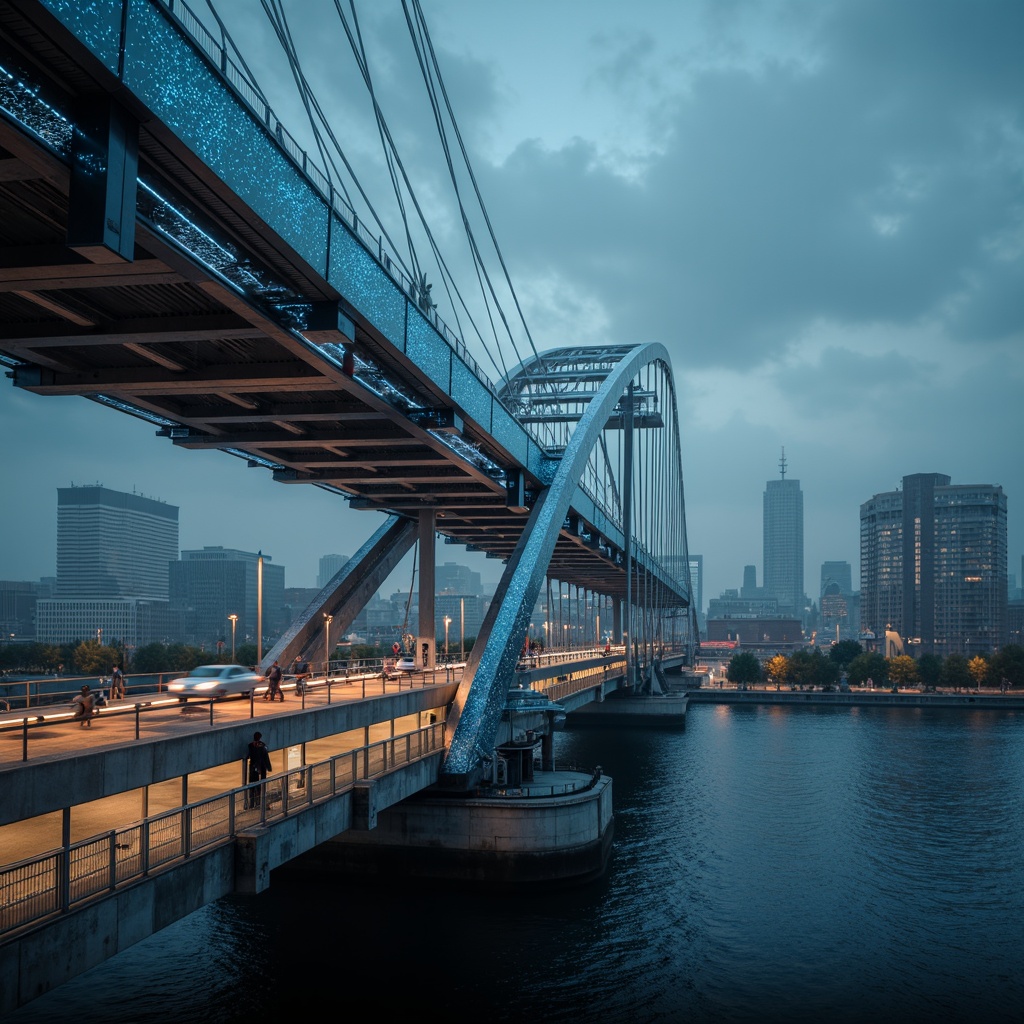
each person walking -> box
[72,685,95,727]
[109,664,125,700]
[245,731,272,808]
[264,661,284,702]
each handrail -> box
[0,720,445,937]
[0,669,460,764]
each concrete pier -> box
[284,769,614,886]
[569,692,688,728]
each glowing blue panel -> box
[491,402,531,466]
[406,308,451,389]
[40,0,123,73]
[122,2,328,276]
[328,225,406,343]
[452,359,491,427]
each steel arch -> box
[441,342,694,786]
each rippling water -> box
[11,705,1024,1023]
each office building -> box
[436,561,482,596]
[317,553,350,589]
[860,474,1007,655]
[820,561,853,598]
[55,485,178,600]
[763,451,804,617]
[37,485,178,645]
[170,547,285,647]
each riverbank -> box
[678,683,1024,710]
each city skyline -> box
[1,0,1022,606]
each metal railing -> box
[0,668,459,764]
[0,720,444,937]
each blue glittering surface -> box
[122,1,328,276]
[41,0,124,72]
[328,225,406,340]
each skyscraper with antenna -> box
[763,448,804,618]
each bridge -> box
[0,0,699,1008]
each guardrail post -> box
[135,703,141,739]
[108,831,117,891]
[22,717,29,761]
[183,808,192,859]
[61,808,71,913]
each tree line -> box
[0,636,481,676]
[720,641,1024,692]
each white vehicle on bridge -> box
[167,664,263,701]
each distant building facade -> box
[37,485,179,646]
[317,553,350,589]
[170,547,285,647]
[860,473,1007,655]
[819,560,855,642]
[763,452,804,617]
[0,580,42,640]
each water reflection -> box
[10,705,1024,1023]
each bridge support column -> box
[417,511,435,670]
[540,731,555,771]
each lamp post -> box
[460,597,465,662]
[323,613,333,678]
[228,614,238,661]
[444,615,451,661]
[257,551,264,666]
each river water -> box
[10,703,1024,1023]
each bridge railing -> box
[0,719,445,938]
[0,668,458,765]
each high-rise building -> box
[317,553,350,589]
[820,561,853,598]
[36,485,179,645]
[55,485,178,600]
[818,560,855,642]
[436,561,483,596]
[170,547,285,647]
[763,450,804,617]
[860,474,1007,655]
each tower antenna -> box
[779,446,787,479]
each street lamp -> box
[444,615,451,661]
[257,551,264,666]
[228,614,238,661]
[323,613,333,678]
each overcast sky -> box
[1,0,1022,610]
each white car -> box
[167,664,263,700]
[394,656,417,672]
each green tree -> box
[990,645,1024,689]
[887,655,920,688]
[847,652,888,687]
[787,648,819,688]
[829,640,863,669]
[235,642,259,667]
[726,651,761,686]
[73,640,116,674]
[917,653,943,690]
[940,653,971,692]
